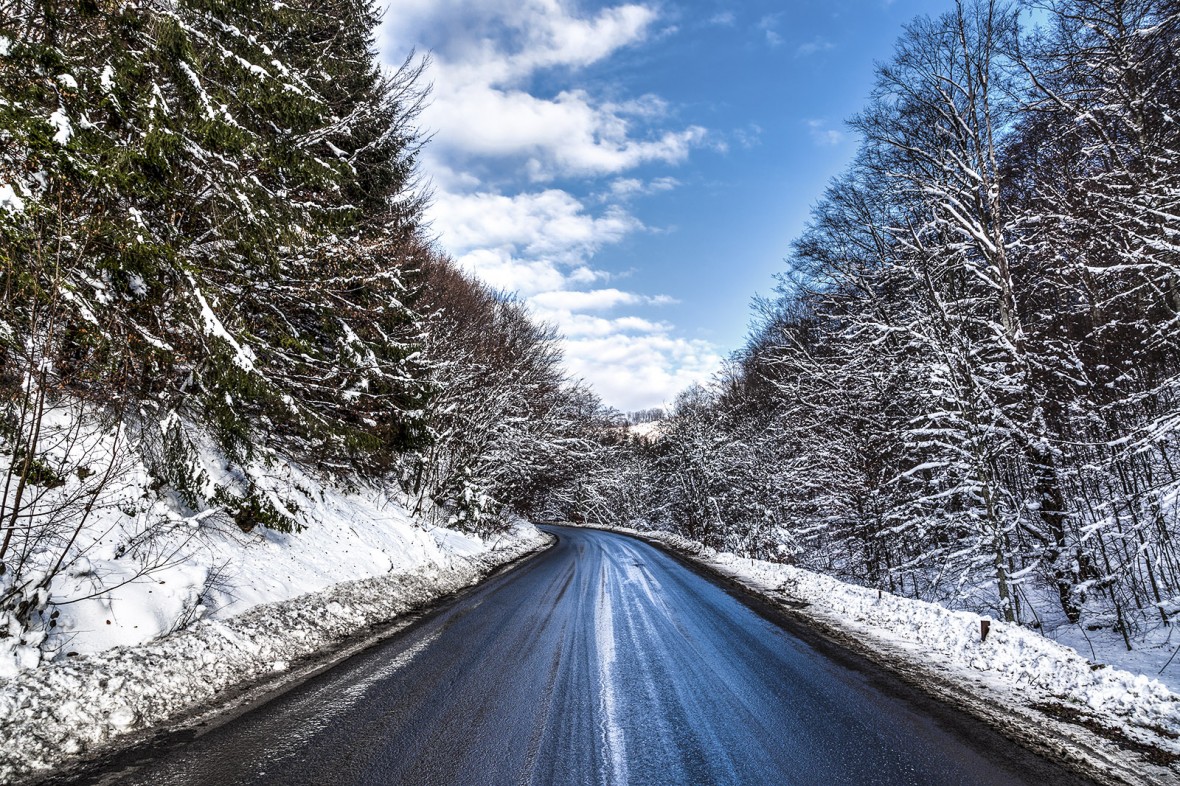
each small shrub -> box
[212,485,301,534]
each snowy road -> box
[76,526,1093,785]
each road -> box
[78,525,1093,785]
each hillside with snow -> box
[4,0,1180,783]
[0,2,609,777]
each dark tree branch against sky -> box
[379,0,950,411]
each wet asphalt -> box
[76,525,1095,785]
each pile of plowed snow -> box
[0,514,548,782]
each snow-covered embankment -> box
[0,508,550,784]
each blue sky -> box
[379,0,950,411]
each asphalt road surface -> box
[80,525,1094,786]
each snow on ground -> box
[611,527,1180,785]
[1042,613,1180,697]
[620,419,665,441]
[0,403,551,783]
[0,404,528,673]
[39,461,483,663]
[0,517,548,783]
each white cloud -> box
[452,249,571,296]
[531,288,673,313]
[381,1,721,409]
[383,0,657,84]
[796,36,836,58]
[563,334,723,411]
[383,2,706,181]
[428,189,632,298]
[430,189,639,265]
[420,156,483,192]
[604,176,680,200]
[430,182,719,408]
[806,119,845,147]
[424,77,707,180]
[543,312,670,339]
[649,176,680,191]
[708,11,736,27]
[732,123,763,150]
[758,14,783,47]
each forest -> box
[0,0,608,666]
[570,0,1180,650]
[2,0,1178,667]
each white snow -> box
[595,563,628,786]
[625,420,666,440]
[48,108,72,145]
[56,74,77,91]
[0,403,550,782]
[0,520,547,782]
[177,60,216,120]
[127,273,148,298]
[0,183,24,214]
[58,286,99,325]
[0,36,11,57]
[188,276,257,371]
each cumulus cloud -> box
[424,79,707,180]
[383,2,706,182]
[563,334,723,411]
[384,0,657,82]
[806,118,845,147]
[531,288,674,313]
[381,1,721,409]
[431,189,639,262]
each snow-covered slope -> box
[0,405,530,674]
[35,456,519,665]
[0,406,552,782]
[624,419,666,440]
[0,514,549,783]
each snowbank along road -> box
[67,525,1096,785]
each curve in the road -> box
[75,525,1095,786]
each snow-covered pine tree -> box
[0,0,431,655]
[0,0,429,476]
